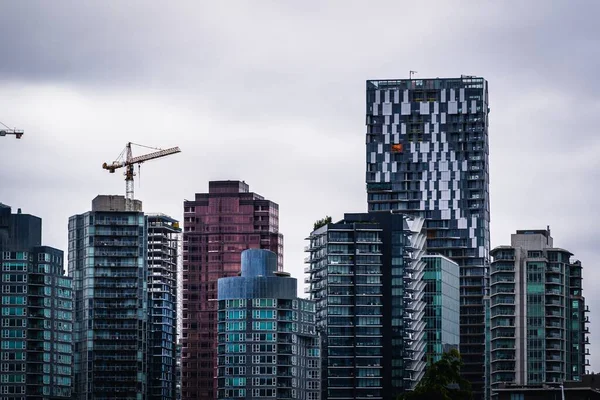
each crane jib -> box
[127,147,181,165]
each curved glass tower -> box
[216,249,320,400]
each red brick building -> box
[181,181,283,400]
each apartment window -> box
[253,298,276,308]
[253,309,276,319]
[252,321,275,331]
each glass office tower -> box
[489,229,589,395]
[365,77,490,398]
[216,249,320,400]
[69,195,148,400]
[0,204,73,400]
[306,212,426,400]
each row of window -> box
[221,355,319,369]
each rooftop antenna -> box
[409,70,418,79]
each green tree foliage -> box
[313,216,332,231]
[398,349,473,400]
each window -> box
[225,344,246,353]
[224,377,246,387]
[253,299,276,308]
[226,322,246,332]
[226,299,247,308]
[252,344,275,353]
[253,321,276,331]
[253,309,275,319]
[226,310,246,320]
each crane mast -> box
[102,142,181,210]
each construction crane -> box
[0,129,23,139]
[102,142,181,210]
[0,120,23,139]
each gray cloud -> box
[1,0,599,370]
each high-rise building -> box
[365,77,491,397]
[0,203,73,400]
[69,195,148,400]
[182,181,283,400]
[489,228,590,394]
[306,212,427,400]
[216,249,320,400]
[147,214,181,400]
[422,255,460,363]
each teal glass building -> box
[422,255,460,363]
[0,204,73,399]
[489,229,590,395]
[216,249,320,400]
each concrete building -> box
[305,212,426,400]
[0,204,73,399]
[489,228,589,395]
[147,214,181,400]
[182,181,283,400]
[216,249,320,400]
[365,77,491,398]
[422,255,460,363]
[69,195,148,400]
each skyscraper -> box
[69,195,148,400]
[0,203,73,400]
[182,181,283,400]
[489,229,589,392]
[147,214,181,400]
[365,77,490,397]
[216,249,320,400]
[305,212,427,400]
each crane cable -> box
[0,120,14,130]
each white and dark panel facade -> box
[365,77,490,398]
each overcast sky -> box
[0,0,598,370]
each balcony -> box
[546,333,563,340]
[95,239,138,247]
[95,250,139,257]
[95,219,138,226]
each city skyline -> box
[0,0,598,373]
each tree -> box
[313,216,332,231]
[398,349,473,400]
